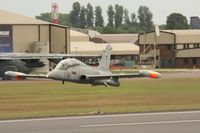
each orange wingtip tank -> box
[139,70,162,79]
[16,75,24,80]
[150,72,161,79]
[4,71,26,80]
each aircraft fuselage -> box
[47,62,119,86]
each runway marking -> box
[1,110,200,123]
[81,119,200,128]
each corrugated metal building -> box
[91,34,138,44]
[70,31,139,68]
[70,30,139,55]
[0,10,70,54]
[139,29,200,68]
[70,42,138,55]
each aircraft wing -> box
[4,71,48,80]
[0,53,95,60]
[85,70,162,80]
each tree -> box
[36,13,51,22]
[114,4,124,28]
[69,2,81,27]
[130,13,137,24]
[95,6,104,27]
[107,5,115,27]
[138,6,154,31]
[166,13,189,29]
[79,6,86,28]
[124,9,130,25]
[159,24,166,30]
[36,13,70,26]
[59,13,70,26]
[86,3,94,28]
[102,26,117,34]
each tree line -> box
[36,2,189,34]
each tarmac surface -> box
[161,70,200,79]
[0,111,200,133]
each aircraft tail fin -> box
[97,44,112,71]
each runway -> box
[0,111,200,133]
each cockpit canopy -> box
[55,59,83,70]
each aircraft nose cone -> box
[47,71,55,79]
[156,72,162,78]
[47,70,63,80]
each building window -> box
[167,45,173,50]
[183,44,186,49]
[193,44,199,48]
[184,59,189,64]
[192,59,197,65]
[167,45,171,50]
[168,59,172,65]
[184,44,190,49]
[176,45,182,49]
[156,56,159,60]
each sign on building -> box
[0,25,13,52]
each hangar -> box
[70,31,139,68]
[0,9,70,54]
[139,29,200,68]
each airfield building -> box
[0,10,70,54]
[70,32,139,68]
[139,30,200,68]
[0,9,139,69]
[90,34,139,68]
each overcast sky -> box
[0,0,200,25]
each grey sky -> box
[0,0,200,24]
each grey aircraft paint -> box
[5,45,162,87]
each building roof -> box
[139,29,200,44]
[70,30,90,42]
[70,30,89,37]
[163,29,200,43]
[70,42,139,55]
[163,29,200,35]
[92,34,138,43]
[0,9,49,24]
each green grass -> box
[0,78,200,120]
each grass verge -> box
[0,78,200,120]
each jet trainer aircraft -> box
[0,52,96,79]
[5,45,161,87]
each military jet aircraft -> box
[5,45,161,87]
[0,53,96,79]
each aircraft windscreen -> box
[55,59,81,70]
[55,63,69,70]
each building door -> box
[161,59,175,68]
